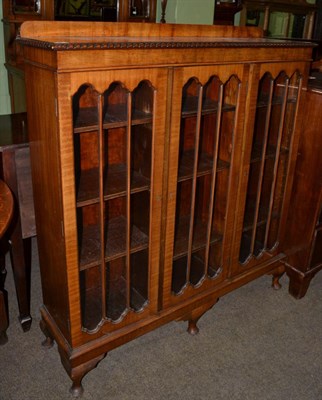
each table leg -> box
[2,150,33,332]
[0,252,9,344]
[9,232,32,332]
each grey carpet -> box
[1,238,322,400]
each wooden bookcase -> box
[18,21,313,396]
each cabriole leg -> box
[271,264,285,290]
[59,349,107,398]
[39,318,54,348]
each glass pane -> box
[129,81,153,312]
[80,266,102,332]
[240,75,273,262]
[130,250,149,311]
[190,250,206,286]
[208,168,229,275]
[130,0,150,18]
[173,74,239,292]
[206,76,238,272]
[106,257,127,322]
[103,82,129,127]
[104,197,127,261]
[239,70,297,263]
[73,85,103,331]
[317,205,322,226]
[130,191,150,252]
[13,0,40,13]
[198,76,221,174]
[239,73,273,263]
[189,175,211,286]
[173,180,193,260]
[77,204,102,269]
[310,230,322,269]
[73,85,101,204]
[268,71,301,249]
[131,81,153,191]
[172,78,201,294]
[208,242,223,278]
[178,78,201,180]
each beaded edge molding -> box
[17,37,315,51]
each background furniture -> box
[284,72,322,298]
[239,0,317,38]
[0,112,35,332]
[1,0,157,113]
[0,179,13,344]
[19,21,314,396]
[55,0,156,22]
[213,0,243,25]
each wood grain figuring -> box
[284,81,322,298]
[19,21,264,40]
[19,21,315,396]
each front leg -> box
[39,318,55,348]
[179,295,219,335]
[270,264,285,290]
[59,348,107,398]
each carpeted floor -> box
[1,238,322,400]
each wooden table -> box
[0,112,36,332]
[0,180,14,344]
[0,180,13,237]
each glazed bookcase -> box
[18,21,313,396]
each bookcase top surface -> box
[18,21,315,51]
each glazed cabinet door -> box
[232,63,306,274]
[57,68,167,341]
[162,65,248,308]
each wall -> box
[0,0,11,115]
[157,0,215,24]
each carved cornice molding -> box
[17,37,315,51]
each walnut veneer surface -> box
[18,21,315,397]
[284,73,322,298]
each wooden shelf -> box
[81,277,148,330]
[74,105,153,133]
[239,233,265,262]
[81,283,103,332]
[76,164,150,207]
[106,276,148,321]
[173,215,222,261]
[79,216,149,270]
[182,96,235,117]
[250,143,289,163]
[178,149,230,182]
[171,253,220,294]
[242,209,279,233]
[257,95,297,108]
